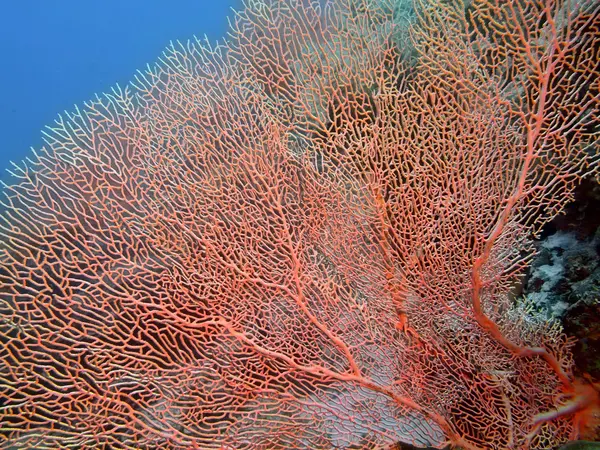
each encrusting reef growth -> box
[1,0,599,448]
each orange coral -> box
[1,0,598,448]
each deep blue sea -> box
[0,0,240,184]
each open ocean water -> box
[0,0,239,183]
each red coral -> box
[1,0,598,448]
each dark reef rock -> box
[525,178,600,384]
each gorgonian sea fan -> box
[1,0,599,448]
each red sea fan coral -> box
[1,0,598,448]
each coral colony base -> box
[1,0,599,448]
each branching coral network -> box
[0,0,599,448]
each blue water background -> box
[0,0,240,184]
